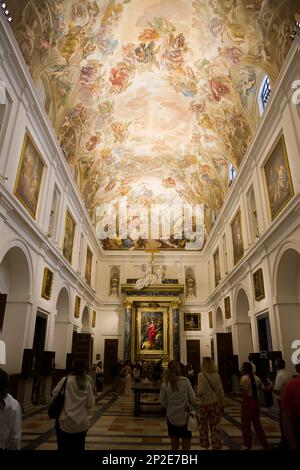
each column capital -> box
[124,300,133,310]
[171,300,181,310]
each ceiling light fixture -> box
[7,16,12,22]
[1,3,7,9]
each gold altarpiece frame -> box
[122,283,183,365]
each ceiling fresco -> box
[9,0,298,249]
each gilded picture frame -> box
[231,209,244,265]
[213,248,221,288]
[41,267,54,300]
[264,134,294,221]
[92,310,96,328]
[253,268,265,301]
[224,296,231,319]
[208,311,213,329]
[136,306,168,356]
[85,246,93,285]
[74,295,81,318]
[62,209,76,264]
[184,313,201,331]
[14,132,44,219]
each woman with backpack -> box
[51,360,94,451]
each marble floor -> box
[21,388,281,450]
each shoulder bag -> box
[48,377,68,419]
[204,373,223,412]
[184,379,201,432]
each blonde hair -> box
[163,360,181,390]
[201,357,217,374]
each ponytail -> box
[243,362,257,399]
[249,372,258,400]
[164,360,180,390]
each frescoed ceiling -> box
[9,0,298,249]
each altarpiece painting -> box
[136,307,168,357]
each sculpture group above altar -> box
[135,251,165,290]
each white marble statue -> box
[135,256,165,290]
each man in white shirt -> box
[272,359,293,448]
[0,368,22,449]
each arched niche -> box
[234,288,253,366]
[109,266,120,297]
[81,306,90,333]
[0,246,32,373]
[53,287,72,369]
[215,307,224,332]
[275,248,300,370]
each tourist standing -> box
[51,360,94,451]
[281,363,300,449]
[159,360,198,450]
[240,362,270,450]
[95,361,104,394]
[271,359,292,447]
[0,368,22,450]
[197,357,224,450]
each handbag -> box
[184,380,201,432]
[187,409,201,432]
[48,377,68,419]
[203,373,223,412]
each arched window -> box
[258,75,271,115]
[228,163,237,186]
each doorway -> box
[216,332,233,392]
[186,339,201,383]
[32,312,47,404]
[33,312,47,376]
[257,313,272,352]
[104,339,118,377]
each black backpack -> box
[48,377,68,419]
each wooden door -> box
[216,333,233,392]
[186,340,201,382]
[0,293,7,332]
[104,339,118,377]
[72,332,92,365]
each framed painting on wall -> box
[224,296,231,319]
[231,209,244,265]
[264,135,294,221]
[62,210,76,264]
[74,295,81,318]
[85,246,93,285]
[41,267,54,300]
[208,311,213,329]
[253,268,265,301]
[137,307,168,356]
[184,313,201,331]
[213,248,221,287]
[14,132,44,218]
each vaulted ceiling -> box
[10,0,297,249]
